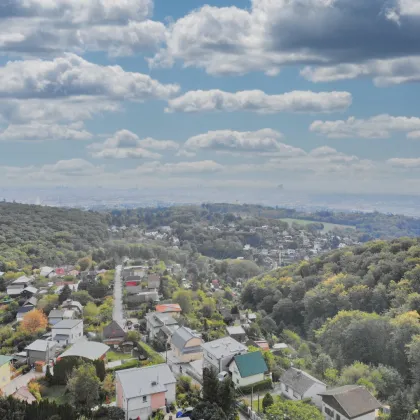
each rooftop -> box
[319,385,382,419]
[171,327,202,352]
[12,276,32,284]
[48,309,65,318]
[232,351,268,378]
[53,319,83,329]
[116,364,176,399]
[156,303,182,313]
[0,355,12,366]
[202,336,247,359]
[226,326,246,336]
[25,339,57,352]
[280,368,326,395]
[146,312,178,328]
[58,338,109,361]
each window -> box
[325,407,334,417]
[236,379,239,384]
[336,415,341,420]
[143,396,147,403]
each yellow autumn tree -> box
[21,309,48,334]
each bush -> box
[238,378,272,394]
[107,359,140,372]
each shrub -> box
[107,359,140,372]
[238,378,272,394]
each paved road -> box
[3,371,44,396]
[113,265,125,328]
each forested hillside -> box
[0,202,109,268]
[241,237,420,416]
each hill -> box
[0,202,109,269]
[241,237,420,414]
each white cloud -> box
[88,129,178,159]
[126,160,224,175]
[166,89,352,114]
[408,131,420,139]
[39,158,103,176]
[310,115,420,139]
[387,158,420,168]
[0,121,92,141]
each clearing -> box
[281,218,356,232]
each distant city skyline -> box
[0,1,420,196]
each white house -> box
[319,385,382,420]
[116,364,176,420]
[279,367,327,408]
[145,312,178,340]
[51,319,83,346]
[229,351,268,388]
[202,336,247,373]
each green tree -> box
[202,367,219,404]
[93,359,106,381]
[71,291,93,306]
[174,290,193,314]
[314,353,333,378]
[217,378,236,418]
[191,401,227,420]
[84,302,99,317]
[58,284,72,304]
[67,363,100,409]
[262,393,274,412]
[266,398,323,420]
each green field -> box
[281,218,356,232]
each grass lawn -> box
[107,351,131,362]
[42,385,69,404]
[281,218,356,232]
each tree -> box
[217,378,236,418]
[266,399,323,420]
[71,291,93,306]
[93,359,106,381]
[191,401,227,420]
[174,290,193,314]
[67,363,100,409]
[314,353,333,378]
[21,309,47,334]
[84,302,99,317]
[103,373,115,397]
[78,257,92,272]
[262,393,274,412]
[53,357,82,385]
[202,368,219,404]
[45,365,53,385]
[37,295,59,313]
[58,284,72,304]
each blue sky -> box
[1,0,420,196]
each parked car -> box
[176,407,194,418]
[217,371,229,381]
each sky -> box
[1,0,420,197]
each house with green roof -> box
[228,351,268,388]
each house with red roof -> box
[155,303,182,318]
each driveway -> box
[113,265,126,329]
[3,371,44,396]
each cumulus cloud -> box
[0,0,166,56]
[151,0,420,80]
[126,160,224,175]
[310,115,420,139]
[88,129,178,159]
[0,121,92,141]
[39,158,103,176]
[166,89,352,114]
[183,129,302,155]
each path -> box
[113,265,126,329]
[3,371,44,396]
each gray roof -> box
[146,312,178,329]
[17,306,34,315]
[62,300,83,312]
[23,297,38,306]
[202,336,247,360]
[53,319,83,329]
[280,368,326,395]
[25,339,57,352]
[116,364,176,399]
[49,309,65,318]
[59,339,109,361]
[23,286,38,295]
[13,276,32,284]
[226,326,246,336]
[319,385,382,419]
[171,327,202,352]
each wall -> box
[229,361,264,388]
[280,382,301,401]
[151,392,166,411]
[305,382,327,408]
[322,402,377,420]
[52,322,83,345]
[203,349,220,372]
[0,363,10,390]
[174,337,203,363]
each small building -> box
[22,297,38,307]
[147,274,160,289]
[7,284,26,297]
[226,326,247,343]
[12,386,36,404]
[145,312,179,340]
[102,320,126,346]
[171,327,203,363]
[202,337,247,373]
[247,339,270,351]
[57,338,109,361]
[319,385,382,420]
[40,267,55,278]
[126,290,159,303]
[21,286,38,298]
[279,367,327,408]
[229,351,268,388]
[16,306,35,322]
[52,319,83,346]
[48,309,76,325]
[61,299,83,315]
[0,355,12,391]
[25,340,57,365]
[116,364,176,420]
[155,303,182,318]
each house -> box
[247,313,257,322]
[0,356,12,390]
[202,337,247,373]
[171,327,203,363]
[102,320,126,345]
[12,386,37,404]
[279,367,327,408]
[40,267,55,278]
[126,290,159,304]
[6,284,25,296]
[229,351,268,388]
[16,306,35,322]
[48,309,76,325]
[57,338,109,361]
[22,297,38,307]
[147,274,160,290]
[155,303,182,318]
[319,385,382,420]
[226,326,247,343]
[25,340,57,365]
[61,299,83,315]
[247,339,270,351]
[145,312,179,340]
[21,286,38,298]
[116,364,176,420]
[51,319,83,346]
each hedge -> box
[238,378,272,394]
[107,359,140,372]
